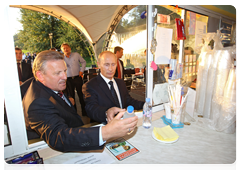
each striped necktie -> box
[57,91,70,106]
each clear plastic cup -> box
[164,103,171,119]
[171,107,181,124]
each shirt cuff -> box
[99,126,106,146]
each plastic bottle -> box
[123,105,135,119]
[143,98,152,129]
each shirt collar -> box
[100,73,116,85]
[52,90,58,94]
[64,52,72,58]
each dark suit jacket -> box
[82,74,144,123]
[21,62,33,83]
[22,78,103,152]
[114,59,124,80]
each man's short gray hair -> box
[32,50,64,80]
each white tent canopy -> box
[10,5,136,44]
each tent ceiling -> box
[10,5,136,44]
[10,5,236,46]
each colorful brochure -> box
[105,138,139,161]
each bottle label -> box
[143,110,152,117]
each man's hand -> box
[69,97,75,106]
[106,107,125,123]
[79,71,83,78]
[101,111,138,142]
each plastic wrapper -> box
[224,45,236,60]
[195,30,235,133]
[209,48,233,119]
[195,33,215,116]
[202,50,221,118]
[197,67,236,134]
[213,50,233,97]
[202,31,224,118]
[195,51,213,116]
[219,68,236,133]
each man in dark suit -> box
[22,50,138,152]
[15,48,33,85]
[83,51,144,124]
[114,46,124,80]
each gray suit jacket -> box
[22,78,104,152]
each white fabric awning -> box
[10,5,136,44]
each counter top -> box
[40,110,236,164]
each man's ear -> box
[36,71,44,82]
[97,61,101,69]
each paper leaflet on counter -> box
[105,138,139,161]
[63,150,115,164]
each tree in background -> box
[15,9,96,66]
[116,5,146,33]
[116,5,180,33]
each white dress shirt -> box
[100,73,122,108]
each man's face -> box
[61,45,71,56]
[38,60,67,91]
[98,53,117,79]
[116,49,123,59]
[15,50,22,62]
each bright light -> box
[121,30,146,54]
[9,7,23,35]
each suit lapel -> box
[36,81,77,114]
[53,93,77,114]
[97,75,116,103]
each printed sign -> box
[157,14,170,24]
[106,138,139,161]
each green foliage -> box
[116,5,147,33]
[17,9,57,53]
[15,9,96,64]
[13,34,23,48]
[115,5,181,33]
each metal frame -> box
[103,5,136,52]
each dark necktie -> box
[17,63,22,81]
[57,91,69,106]
[108,81,120,108]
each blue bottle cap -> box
[141,11,147,19]
[146,98,150,102]
[127,105,134,113]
